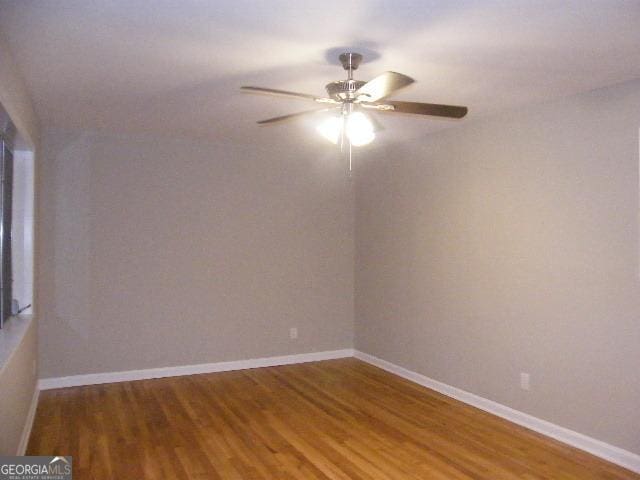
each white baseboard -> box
[354,350,640,474]
[38,349,354,390]
[17,385,39,455]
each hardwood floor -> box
[28,358,639,479]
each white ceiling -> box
[1,0,639,145]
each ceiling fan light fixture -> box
[316,111,375,146]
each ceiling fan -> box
[241,52,468,149]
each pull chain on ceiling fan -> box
[241,52,468,171]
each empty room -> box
[0,1,639,478]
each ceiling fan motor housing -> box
[325,79,366,100]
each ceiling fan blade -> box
[364,100,468,119]
[354,71,415,102]
[256,108,331,124]
[241,86,337,104]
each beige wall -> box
[38,130,354,378]
[0,319,37,454]
[355,79,640,455]
[0,32,39,455]
[0,33,38,148]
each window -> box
[0,137,12,327]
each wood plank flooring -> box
[27,358,639,479]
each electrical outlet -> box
[520,372,531,391]
[289,327,298,340]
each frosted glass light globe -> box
[346,112,375,146]
[316,116,342,144]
